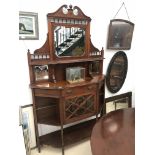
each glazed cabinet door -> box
[63,92,97,124]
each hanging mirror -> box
[106,51,128,93]
[107,19,134,50]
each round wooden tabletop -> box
[90,108,135,155]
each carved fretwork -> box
[65,94,95,120]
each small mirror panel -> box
[34,65,49,81]
[54,26,85,57]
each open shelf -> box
[38,119,60,126]
[36,97,60,125]
[29,57,104,65]
[39,118,96,147]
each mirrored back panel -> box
[54,26,85,57]
[34,65,49,81]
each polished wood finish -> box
[27,5,104,154]
[91,108,135,155]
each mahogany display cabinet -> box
[27,5,105,155]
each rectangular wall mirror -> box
[107,19,134,50]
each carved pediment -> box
[47,5,91,21]
[28,5,104,63]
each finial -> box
[69,4,73,10]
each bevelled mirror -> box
[54,26,85,57]
[34,65,49,81]
[106,51,128,93]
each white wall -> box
[18,0,136,136]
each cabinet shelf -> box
[39,118,96,147]
[38,119,60,126]
[36,104,56,110]
[36,102,60,125]
[29,57,104,65]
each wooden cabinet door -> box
[63,92,97,124]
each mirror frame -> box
[106,51,128,93]
[47,5,92,61]
[107,19,134,50]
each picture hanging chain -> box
[113,2,130,21]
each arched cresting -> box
[106,51,128,93]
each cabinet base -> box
[39,118,96,148]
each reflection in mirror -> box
[34,65,49,81]
[103,92,132,114]
[107,19,134,50]
[106,97,129,113]
[89,61,100,75]
[54,26,85,57]
[106,51,128,93]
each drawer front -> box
[34,89,60,97]
[63,84,97,97]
